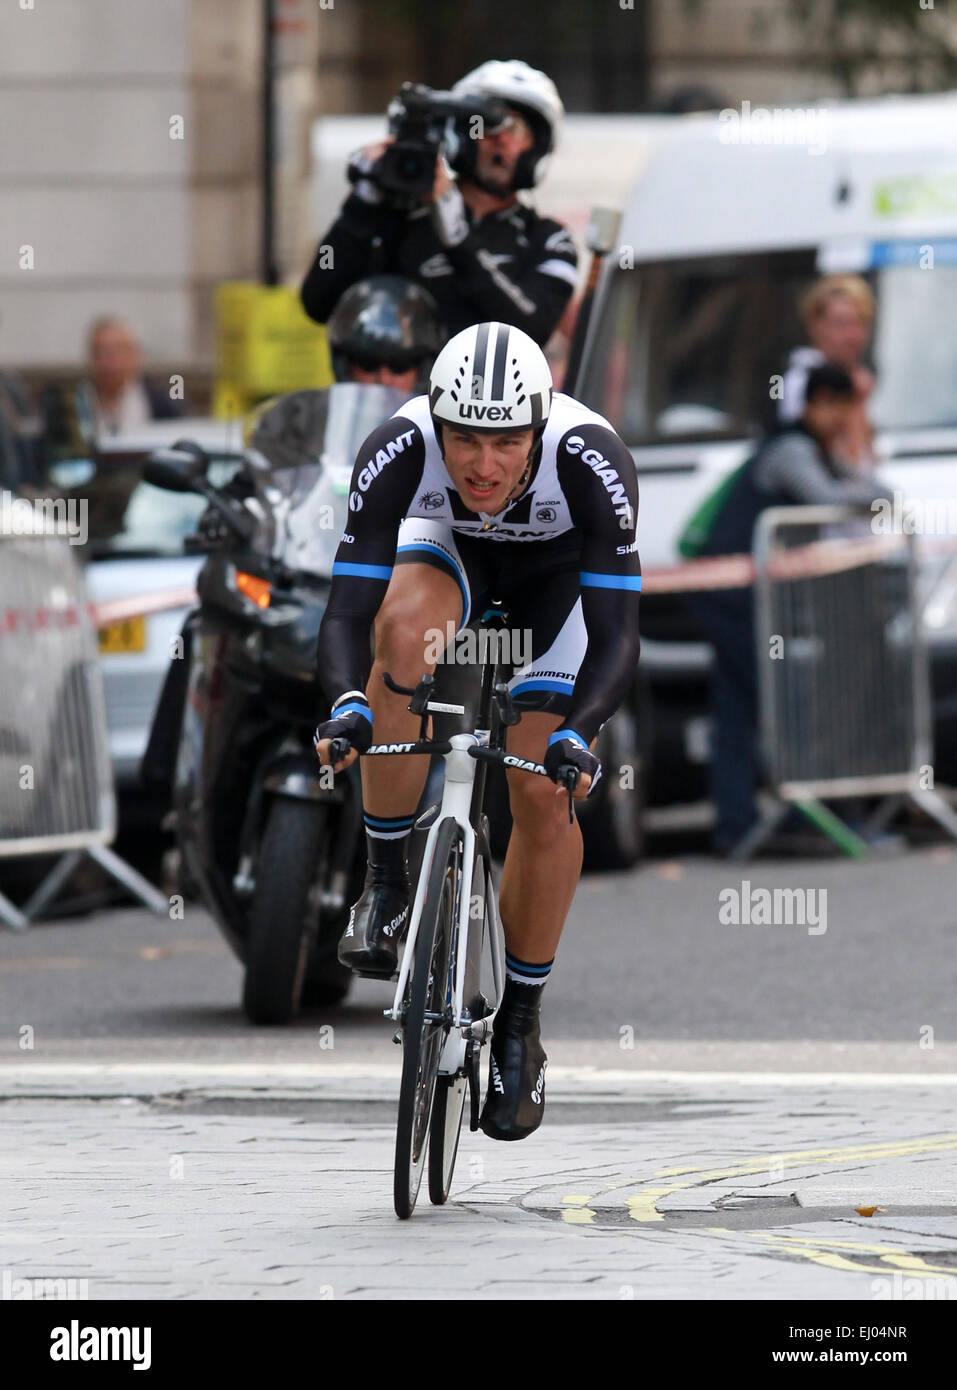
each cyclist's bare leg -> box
[362,562,462,820]
[499,712,590,963]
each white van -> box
[577,92,957,808]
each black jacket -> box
[300,192,577,346]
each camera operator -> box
[300,60,578,348]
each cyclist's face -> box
[441,425,534,513]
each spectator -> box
[690,364,894,854]
[79,318,188,439]
[0,365,46,493]
[779,275,876,468]
[300,60,577,347]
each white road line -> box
[2,1063,957,1086]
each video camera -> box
[359,82,509,208]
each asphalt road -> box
[2,843,955,1065]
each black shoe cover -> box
[478,1013,547,1142]
[337,877,409,978]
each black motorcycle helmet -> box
[327,275,443,384]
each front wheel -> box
[242,797,327,1025]
[394,817,460,1219]
[428,1077,468,1205]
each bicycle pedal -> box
[392,1029,402,1045]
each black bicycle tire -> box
[394,816,460,1219]
[428,1076,467,1205]
[428,820,493,1204]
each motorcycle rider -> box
[313,322,641,1142]
[327,275,443,393]
[301,61,578,347]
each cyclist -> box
[314,321,641,1141]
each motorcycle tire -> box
[242,797,329,1025]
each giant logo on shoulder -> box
[356,429,416,492]
[564,433,632,521]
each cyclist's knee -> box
[374,600,437,675]
[508,774,573,845]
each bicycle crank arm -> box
[466,1040,483,1133]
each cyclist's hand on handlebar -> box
[544,732,602,802]
[314,694,372,772]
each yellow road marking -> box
[742,1232,957,1278]
[560,1195,596,1225]
[620,1134,957,1222]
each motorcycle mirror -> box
[143,443,209,493]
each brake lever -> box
[493,681,521,727]
[558,764,580,823]
[383,671,434,740]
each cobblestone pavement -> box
[3,1068,957,1300]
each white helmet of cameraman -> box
[429,321,554,436]
[448,60,564,191]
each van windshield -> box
[580,251,957,444]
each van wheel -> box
[243,798,328,1025]
[580,688,649,872]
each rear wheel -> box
[242,798,327,1025]
[394,817,460,1219]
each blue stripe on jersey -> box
[547,729,588,751]
[579,571,642,591]
[335,701,372,724]
[396,542,470,626]
[332,561,393,581]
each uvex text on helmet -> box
[429,322,553,431]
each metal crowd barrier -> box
[0,531,167,929]
[735,505,957,859]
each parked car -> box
[44,419,244,790]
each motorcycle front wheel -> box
[242,797,328,1025]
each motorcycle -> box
[141,384,410,1023]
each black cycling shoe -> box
[337,876,410,979]
[478,1005,548,1142]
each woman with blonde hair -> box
[780,274,877,469]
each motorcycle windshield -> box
[247,383,412,577]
